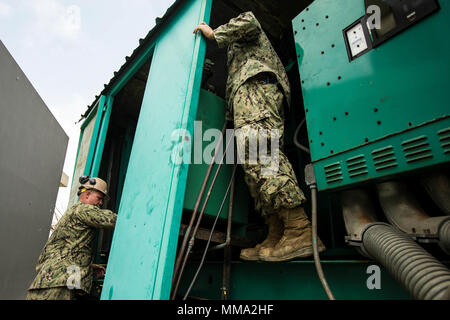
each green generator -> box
[293,0,449,191]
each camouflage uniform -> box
[214,11,306,216]
[27,202,117,300]
[26,287,75,301]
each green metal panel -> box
[90,95,114,176]
[293,0,450,191]
[179,261,413,300]
[315,117,450,190]
[183,89,249,228]
[101,0,212,300]
[73,97,101,179]
[83,95,106,177]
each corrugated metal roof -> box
[79,0,185,122]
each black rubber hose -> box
[363,224,450,300]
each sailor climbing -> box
[194,11,325,261]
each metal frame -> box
[343,15,373,62]
[83,96,106,177]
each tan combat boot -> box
[240,214,283,261]
[259,207,325,262]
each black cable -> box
[305,164,335,300]
[311,185,335,300]
[294,117,310,154]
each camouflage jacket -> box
[213,11,291,121]
[28,202,117,293]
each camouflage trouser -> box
[233,76,306,217]
[26,287,76,300]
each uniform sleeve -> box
[213,11,261,48]
[77,204,117,229]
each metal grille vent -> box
[401,135,433,164]
[346,155,368,178]
[372,146,398,171]
[438,128,450,154]
[324,162,343,184]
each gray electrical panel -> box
[0,41,68,299]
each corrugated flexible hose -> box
[363,224,450,300]
[439,219,450,255]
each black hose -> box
[363,224,450,300]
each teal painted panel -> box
[83,96,106,176]
[315,116,450,190]
[91,95,114,176]
[101,0,212,300]
[183,89,249,227]
[179,261,412,300]
[293,0,450,189]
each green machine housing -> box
[293,0,450,191]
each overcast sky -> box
[0,0,175,219]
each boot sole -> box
[239,253,260,261]
[259,245,326,262]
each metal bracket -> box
[304,163,317,187]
